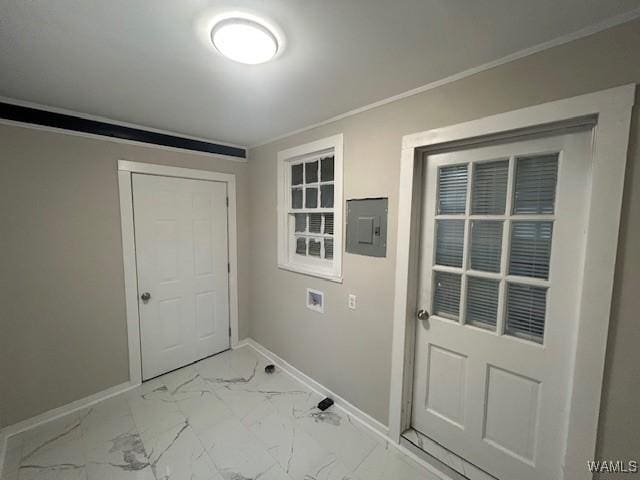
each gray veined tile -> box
[303,454,352,480]
[254,463,294,480]
[352,442,441,480]
[84,428,154,480]
[269,389,323,423]
[246,411,350,480]
[174,382,234,434]
[17,411,87,462]
[291,407,377,472]
[3,347,442,480]
[253,370,310,399]
[16,410,89,480]
[127,385,187,446]
[151,366,206,402]
[197,417,275,480]
[196,348,266,391]
[86,463,154,480]
[18,464,87,480]
[18,434,87,480]
[238,396,279,428]
[195,354,240,389]
[214,385,273,421]
[228,346,272,375]
[223,373,309,426]
[80,398,137,453]
[145,421,220,480]
[127,376,166,398]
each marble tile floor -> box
[1,346,443,480]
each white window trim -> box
[277,134,344,283]
[388,84,635,480]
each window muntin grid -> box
[288,155,335,261]
[431,154,558,344]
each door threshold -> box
[142,347,232,383]
[401,428,497,480]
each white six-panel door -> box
[132,173,230,380]
[412,130,592,480]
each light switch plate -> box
[348,294,357,310]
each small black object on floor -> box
[264,364,276,374]
[317,397,334,411]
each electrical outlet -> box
[348,294,357,310]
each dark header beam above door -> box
[0,102,246,159]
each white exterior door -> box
[132,173,230,380]
[411,130,592,480]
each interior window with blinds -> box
[432,154,558,343]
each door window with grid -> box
[277,135,343,281]
[432,153,558,343]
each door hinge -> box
[226,196,229,207]
[228,326,232,337]
[227,262,231,273]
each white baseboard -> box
[234,338,455,480]
[0,380,137,478]
[236,338,389,438]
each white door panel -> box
[412,131,592,480]
[133,174,230,380]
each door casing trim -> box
[117,160,239,385]
[389,84,635,480]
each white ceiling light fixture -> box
[211,17,279,65]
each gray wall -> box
[247,18,640,467]
[0,128,250,428]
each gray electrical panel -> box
[346,198,388,257]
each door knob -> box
[417,309,430,320]
[140,292,151,303]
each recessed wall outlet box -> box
[346,198,388,257]
[307,288,324,313]
[348,294,357,310]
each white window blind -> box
[430,150,559,344]
[435,220,465,267]
[506,283,547,342]
[469,220,503,272]
[513,154,558,214]
[509,221,553,279]
[466,276,500,330]
[433,271,461,320]
[472,159,509,214]
[438,164,468,214]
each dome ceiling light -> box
[211,17,279,65]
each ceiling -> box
[1,1,639,147]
